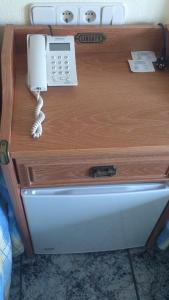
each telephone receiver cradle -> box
[27,34,78,138]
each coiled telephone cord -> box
[31,91,45,139]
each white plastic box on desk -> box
[22,183,169,254]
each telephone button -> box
[51,56,56,59]
[64,61,69,64]
[52,77,60,82]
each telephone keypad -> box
[49,54,72,82]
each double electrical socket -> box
[30,3,125,25]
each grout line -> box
[127,249,141,300]
[19,254,23,300]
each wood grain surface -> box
[11,51,169,155]
[1,25,14,142]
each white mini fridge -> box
[22,183,169,254]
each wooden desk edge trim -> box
[1,25,14,143]
[10,145,169,161]
[11,23,167,31]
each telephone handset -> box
[27,34,78,138]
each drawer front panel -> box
[16,159,169,187]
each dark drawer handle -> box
[89,166,116,178]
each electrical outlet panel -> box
[30,3,125,26]
[56,6,78,25]
[79,5,101,25]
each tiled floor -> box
[9,247,169,300]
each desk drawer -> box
[16,158,169,187]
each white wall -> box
[0,0,169,25]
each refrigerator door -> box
[22,183,169,254]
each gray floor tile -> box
[112,285,138,300]
[9,256,21,300]
[21,255,67,300]
[129,247,169,300]
[21,250,137,300]
[65,251,137,300]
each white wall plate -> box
[31,5,56,25]
[30,2,125,26]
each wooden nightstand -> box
[1,25,169,255]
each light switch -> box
[101,4,125,25]
[101,6,113,25]
[112,4,125,25]
[31,6,56,25]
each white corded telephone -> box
[27,34,78,138]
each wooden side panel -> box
[148,25,169,247]
[1,25,14,142]
[146,201,169,249]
